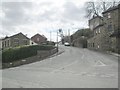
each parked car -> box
[64,42,70,46]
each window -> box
[114,25,116,30]
[2,42,4,48]
[5,41,6,47]
[96,30,97,35]
[23,40,28,45]
[7,40,9,47]
[99,28,101,33]
[108,13,111,18]
[108,25,112,31]
[93,43,94,47]
[98,45,99,48]
[14,38,19,43]
[14,38,19,46]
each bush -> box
[2,45,55,63]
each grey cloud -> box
[39,2,53,6]
[35,1,87,25]
[37,8,59,22]
[1,1,88,38]
[61,2,86,22]
[1,2,33,36]
[2,2,33,26]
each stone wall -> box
[87,25,111,51]
[2,48,58,69]
[72,37,87,48]
[37,48,57,59]
[2,33,30,50]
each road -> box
[2,45,118,88]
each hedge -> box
[2,45,56,63]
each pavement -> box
[110,52,120,57]
[1,45,118,88]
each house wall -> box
[2,38,11,49]
[87,37,94,49]
[0,39,2,49]
[103,8,118,33]
[31,34,47,44]
[88,5,119,53]
[87,16,109,51]
[89,16,103,31]
[29,40,38,45]
[103,7,119,52]
[72,37,87,48]
[2,33,30,49]
[10,33,29,48]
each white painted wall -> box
[29,40,38,45]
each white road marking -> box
[100,74,115,78]
[51,60,78,73]
[81,54,85,59]
[94,60,106,67]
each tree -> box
[85,1,119,19]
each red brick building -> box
[31,34,47,45]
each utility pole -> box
[56,30,58,52]
[68,29,71,45]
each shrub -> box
[2,45,55,63]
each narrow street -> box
[2,45,118,88]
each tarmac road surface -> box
[2,45,118,88]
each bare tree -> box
[85,1,119,19]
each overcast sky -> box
[0,0,116,41]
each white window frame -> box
[108,13,111,18]
[99,28,101,33]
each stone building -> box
[72,36,87,48]
[71,28,92,48]
[2,32,30,49]
[0,38,2,50]
[88,4,120,53]
[31,34,47,45]
[87,16,109,51]
[102,4,120,53]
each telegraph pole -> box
[56,30,58,52]
[68,29,71,45]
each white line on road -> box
[51,60,78,73]
[81,53,85,59]
[94,60,106,67]
[51,52,85,73]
